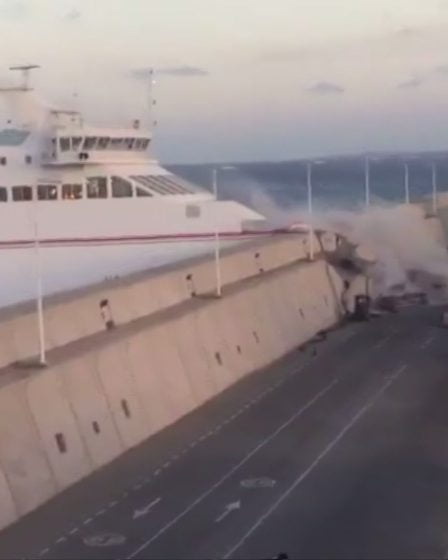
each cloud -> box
[63,8,81,22]
[435,64,448,75]
[157,65,210,77]
[131,65,209,81]
[306,81,345,95]
[397,76,423,89]
[0,0,29,20]
[258,46,309,63]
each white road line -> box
[69,527,78,535]
[420,335,435,349]
[56,537,66,544]
[109,500,118,508]
[154,469,162,476]
[95,508,106,517]
[373,336,391,350]
[125,377,338,560]
[38,548,50,557]
[82,517,93,525]
[223,364,407,559]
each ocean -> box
[170,154,448,212]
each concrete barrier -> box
[0,234,358,530]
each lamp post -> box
[306,161,314,260]
[403,161,410,204]
[211,165,237,297]
[431,161,438,215]
[364,155,370,209]
[305,160,325,261]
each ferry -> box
[0,66,265,307]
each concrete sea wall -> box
[0,232,347,529]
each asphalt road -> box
[1,305,447,560]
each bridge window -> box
[111,138,125,150]
[125,138,135,150]
[12,186,32,201]
[38,184,58,200]
[87,177,107,199]
[59,137,70,152]
[136,186,152,197]
[112,176,133,198]
[0,187,7,202]
[84,137,97,150]
[72,137,83,150]
[97,137,110,150]
[62,184,83,200]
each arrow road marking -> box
[132,497,162,520]
[215,500,241,523]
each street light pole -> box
[431,161,438,215]
[403,161,410,204]
[212,168,222,297]
[306,161,314,260]
[33,184,46,366]
[364,155,370,209]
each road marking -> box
[240,477,276,489]
[38,548,50,557]
[154,469,162,476]
[83,533,126,548]
[108,500,118,508]
[133,497,162,520]
[69,527,79,535]
[125,377,338,559]
[373,336,391,349]
[420,335,435,349]
[163,461,171,469]
[83,518,93,525]
[95,508,106,517]
[56,537,66,544]
[223,364,407,559]
[215,500,241,523]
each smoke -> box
[226,176,448,298]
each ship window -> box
[25,155,32,164]
[186,205,201,218]
[141,139,150,150]
[38,184,58,200]
[87,177,107,198]
[62,184,83,200]
[111,138,125,150]
[125,138,135,150]
[0,187,7,202]
[0,157,6,165]
[72,137,83,150]
[84,137,97,150]
[60,137,70,152]
[97,137,110,150]
[112,176,133,198]
[12,186,32,201]
[136,186,152,197]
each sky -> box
[0,0,448,163]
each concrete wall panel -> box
[95,343,149,449]
[0,384,56,515]
[26,369,92,490]
[62,356,123,469]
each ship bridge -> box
[42,110,153,166]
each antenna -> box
[9,64,40,90]
[148,67,157,131]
